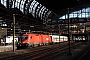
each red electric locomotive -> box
[17,33,52,47]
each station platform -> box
[0,45,17,52]
[0,42,90,60]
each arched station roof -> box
[36,0,90,16]
[0,0,90,34]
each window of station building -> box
[42,9,47,20]
[41,8,47,20]
[29,7,31,13]
[73,13,77,18]
[35,4,42,18]
[24,0,50,20]
[60,7,90,19]
[37,4,42,17]
[15,0,20,9]
[81,13,86,18]
[44,9,49,20]
[46,11,51,18]
[1,24,7,26]
[82,8,86,13]
[86,7,90,13]
[1,0,7,8]
[29,0,36,13]
[29,1,35,13]
[41,7,45,15]
[20,0,26,13]
[38,6,43,18]
[31,1,39,17]
[11,0,20,8]
[11,0,14,8]
[77,14,81,18]
[39,6,43,18]
[88,13,90,18]
[85,13,89,18]
[9,0,13,8]
[52,20,57,24]
[69,14,74,18]
[35,8,39,18]
[60,15,66,19]
[32,2,39,17]
[41,7,46,20]
[25,0,33,14]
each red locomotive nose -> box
[21,40,27,44]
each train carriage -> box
[50,35,68,43]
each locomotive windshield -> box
[22,36,28,40]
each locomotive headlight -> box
[46,38,49,40]
[22,41,26,44]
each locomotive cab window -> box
[22,36,28,40]
[30,36,32,39]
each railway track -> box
[0,42,84,60]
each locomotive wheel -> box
[38,44,40,46]
[31,44,34,47]
[26,43,29,47]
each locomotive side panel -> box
[43,35,51,42]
